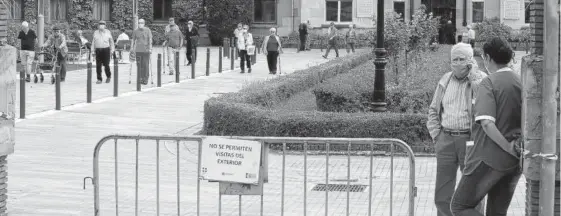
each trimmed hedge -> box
[252,28,375,49]
[313,45,451,113]
[203,49,433,150]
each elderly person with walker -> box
[262,27,283,75]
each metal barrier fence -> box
[84,135,417,216]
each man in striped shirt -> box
[426,43,486,216]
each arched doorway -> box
[422,0,456,44]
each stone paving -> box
[7,49,529,216]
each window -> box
[93,0,112,21]
[153,0,173,20]
[254,0,276,23]
[50,0,67,21]
[10,0,24,20]
[472,0,484,23]
[524,1,530,23]
[326,0,352,22]
[394,1,405,18]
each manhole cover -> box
[311,184,368,192]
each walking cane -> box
[278,55,282,75]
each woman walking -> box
[345,24,356,53]
[262,28,283,75]
[450,37,522,216]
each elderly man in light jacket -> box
[262,27,283,75]
[237,24,253,74]
[426,43,487,216]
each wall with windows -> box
[300,0,402,29]
[469,0,528,29]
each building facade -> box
[254,0,531,36]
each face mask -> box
[243,30,248,33]
[99,25,105,30]
[138,23,145,28]
[451,62,470,79]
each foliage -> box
[68,0,94,30]
[110,0,134,30]
[373,12,409,57]
[252,28,375,49]
[472,17,513,42]
[207,0,253,45]
[313,45,452,113]
[407,8,440,53]
[173,0,204,31]
[510,26,531,42]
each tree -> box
[0,0,13,44]
[207,0,252,45]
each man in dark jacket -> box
[184,20,199,65]
[298,22,308,52]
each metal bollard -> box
[206,48,210,76]
[218,47,223,73]
[235,47,239,59]
[136,56,141,92]
[19,70,25,119]
[113,54,119,97]
[223,38,228,58]
[175,51,180,83]
[191,58,195,79]
[55,67,61,110]
[230,48,234,70]
[157,54,162,87]
[87,61,92,103]
[251,48,257,65]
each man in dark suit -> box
[184,20,199,65]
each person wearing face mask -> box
[92,20,115,84]
[184,21,199,66]
[42,26,68,82]
[131,19,153,85]
[262,27,283,75]
[237,25,253,73]
[426,43,487,216]
[451,37,521,216]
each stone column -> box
[0,44,17,216]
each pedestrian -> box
[322,22,339,59]
[237,24,253,73]
[345,24,356,53]
[76,30,91,52]
[427,42,487,216]
[445,20,456,45]
[234,23,243,42]
[42,25,68,82]
[298,22,307,52]
[185,20,199,66]
[163,24,183,75]
[17,21,37,82]
[92,20,115,84]
[451,37,521,216]
[115,29,130,60]
[467,25,476,48]
[131,18,153,85]
[305,20,312,51]
[262,27,283,75]
[165,17,176,33]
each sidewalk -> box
[8,49,527,215]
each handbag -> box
[247,45,255,55]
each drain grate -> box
[311,184,368,192]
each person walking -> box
[444,20,456,45]
[426,43,487,216]
[131,19,153,85]
[115,29,130,60]
[76,30,91,53]
[322,22,339,59]
[42,26,68,82]
[262,27,283,75]
[237,24,253,73]
[345,24,357,53]
[298,22,307,52]
[305,20,312,51]
[92,20,115,84]
[165,17,176,33]
[451,37,522,216]
[466,25,476,48]
[185,21,199,66]
[163,24,183,75]
[17,21,37,82]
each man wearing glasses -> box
[131,19,153,85]
[426,43,486,216]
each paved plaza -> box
[8,49,528,215]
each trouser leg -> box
[266,53,274,72]
[95,49,103,81]
[167,47,175,73]
[102,48,111,79]
[434,133,460,216]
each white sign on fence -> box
[200,137,262,185]
[356,0,374,18]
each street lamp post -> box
[132,0,138,30]
[372,0,387,112]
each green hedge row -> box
[313,45,451,113]
[252,28,375,49]
[203,50,433,150]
